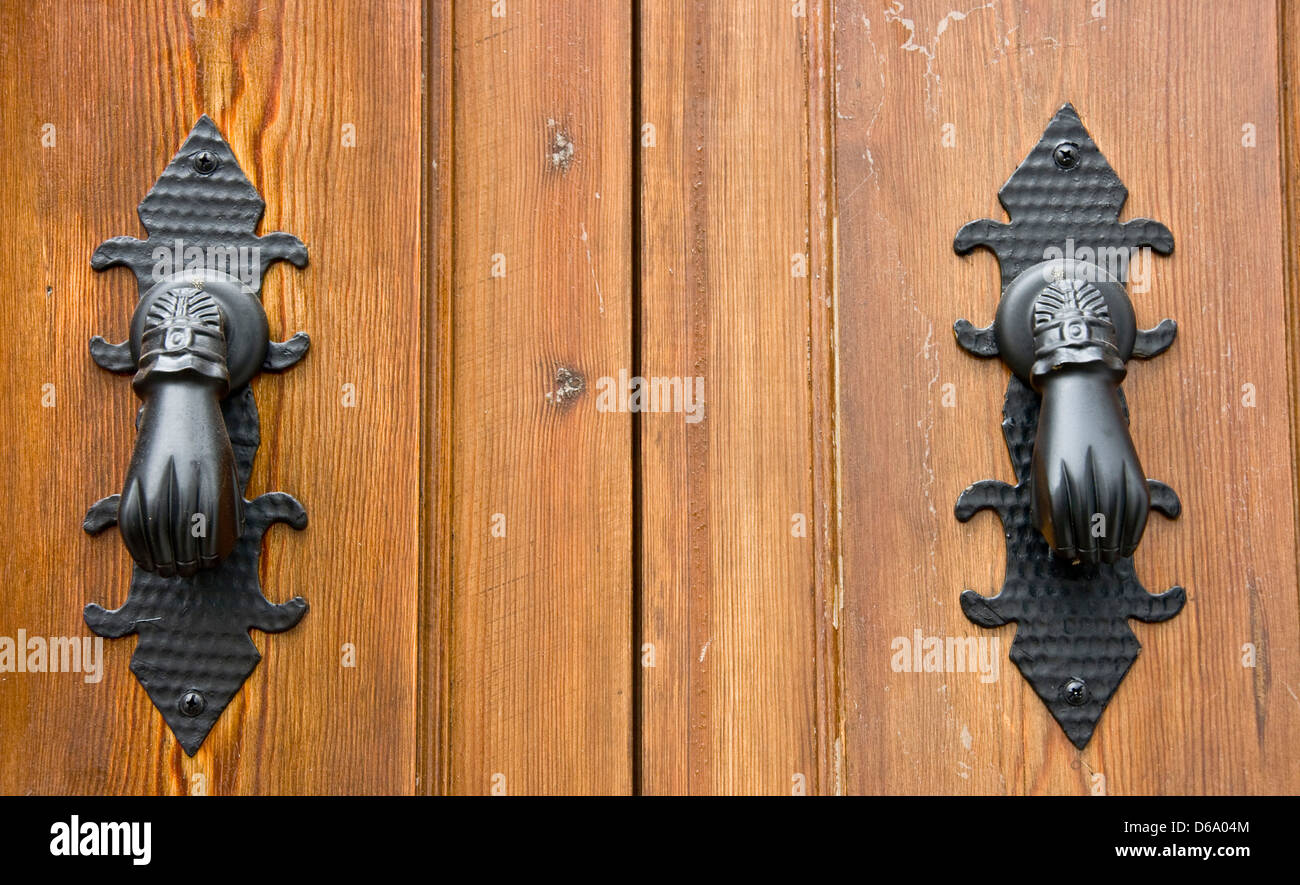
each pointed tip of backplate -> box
[1009,618,1140,751]
[130,629,263,757]
[1048,682,1116,751]
[137,115,266,237]
[997,102,1127,218]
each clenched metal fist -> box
[117,288,243,577]
[1028,278,1148,565]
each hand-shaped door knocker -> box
[952,104,1184,748]
[83,116,311,755]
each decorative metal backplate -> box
[83,116,310,755]
[953,104,1183,748]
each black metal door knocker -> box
[953,104,1184,748]
[83,116,310,755]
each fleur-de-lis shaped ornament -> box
[84,116,311,755]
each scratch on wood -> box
[579,222,605,314]
[882,1,998,116]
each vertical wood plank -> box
[638,0,835,794]
[833,0,1300,793]
[420,0,454,797]
[0,0,421,794]
[1282,0,1300,640]
[449,0,633,795]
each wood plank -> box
[833,0,1300,793]
[637,0,835,794]
[419,0,454,797]
[448,0,634,795]
[1282,0,1300,658]
[0,0,422,794]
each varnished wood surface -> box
[637,0,837,795]
[2,1,1298,796]
[1282,0,1300,660]
[420,0,455,798]
[833,0,1300,793]
[0,0,421,794]
[445,0,634,795]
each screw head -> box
[1063,678,1089,706]
[179,690,206,717]
[1053,142,1081,170]
[191,150,219,175]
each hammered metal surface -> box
[90,115,307,296]
[953,104,1183,748]
[953,105,1173,289]
[83,116,309,756]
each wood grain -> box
[3,0,1297,798]
[447,0,633,795]
[1282,0,1300,645]
[0,0,421,794]
[832,0,1300,793]
[420,0,455,797]
[637,0,837,794]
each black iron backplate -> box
[952,104,1184,749]
[82,116,310,756]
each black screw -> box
[179,690,206,717]
[1053,142,1081,170]
[1063,678,1089,706]
[191,150,219,175]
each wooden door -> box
[2,0,1297,796]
